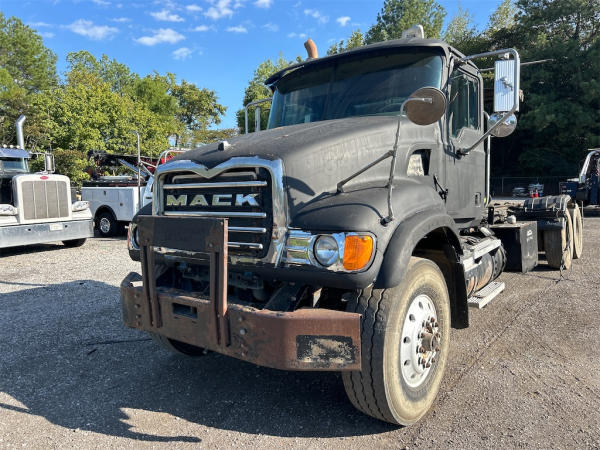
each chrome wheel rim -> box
[99,217,111,234]
[400,294,441,388]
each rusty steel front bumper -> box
[120,215,361,371]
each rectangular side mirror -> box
[494,59,520,112]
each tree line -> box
[1,1,598,182]
[239,0,600,177]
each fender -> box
[375,207,469,328]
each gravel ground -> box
[1,223,600,449]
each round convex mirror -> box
[489,112,517,137]
[405,87,447,126]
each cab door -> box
[444,67,485,225]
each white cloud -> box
[135,28,185,45]
[173,47,193,60]
[226,25,247,33]
[287,32,307,39]
[263,22,278,32]
[67,19,119,40]
[111,17,130,22]
[304,8,328,24]
[192,25,213,31]
[151,9,185,22]
[186,4,203,12]
[336,16,350,26]
[205,0,234,19]
[39,31,55,38]
[91,0,111,5]
[254,0,272,8]
[29,21,51,28]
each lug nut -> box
[425,362,431,368]
[435,346,440,352]
[419,346,425,353]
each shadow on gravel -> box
[0,242,72,257]
[0,281,395,442]
[0,234,126,257]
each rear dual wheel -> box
[342,257,450,425]
[544,211,574,270]
[568,204,583,259]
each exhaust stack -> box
[15,115,26,150]
[304,38,318,59]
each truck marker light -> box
[343,235,374,271]
[40,175,48,180]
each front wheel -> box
[342,257,450,425]
[148,332,208,357]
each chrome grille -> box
[161,168,273,257]
[21,180,69,220]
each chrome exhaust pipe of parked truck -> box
[15,115,26,150]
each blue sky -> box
[1,0,504,129]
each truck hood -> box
[172,116,441,220]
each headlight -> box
[314,235,339,267]
[71,200,89,212]
[285,231,375,272]
[0,204,18,216]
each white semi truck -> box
[0,116,93,250]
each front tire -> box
[149,332,208,357]
[342,257,451,425]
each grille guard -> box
[122,214,362,371]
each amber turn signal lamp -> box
[343,235,374,271]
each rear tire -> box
[62,238,86,247]
[149,332,208,357]
[544,212,573,270]
[97,211,117,237]
[342,257,450,425]
[568,204,583,259]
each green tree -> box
[0,13,57,145]
[327,29,365,55]
[171,80,226,132]
[443,6,482,54]
[487,0,517,36]
[365,0,446,44]
[236,54,292,133]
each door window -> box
[448,70,480,137]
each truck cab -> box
[0,116,93,250]
[121,29,576,426]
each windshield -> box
[268,50,444,128]
[0,158,28,172]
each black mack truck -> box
[121,26,581,425]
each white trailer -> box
[0,116,93,250]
